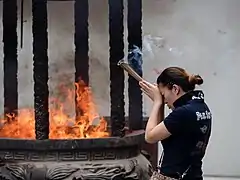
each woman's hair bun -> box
[189,74,203,85]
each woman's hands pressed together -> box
[139,80,163,104]
[139,80,169,143]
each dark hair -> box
[156,67,203,92]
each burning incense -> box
[117,45,143,82]
[117,60,143,81]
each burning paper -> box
[0,80,110,139]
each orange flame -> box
[0,80,110,139]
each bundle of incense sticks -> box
[117,59,143,82]
[117,45,144,82]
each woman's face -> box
[158,83,181,109]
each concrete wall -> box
[0,0,239,177]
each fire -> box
[0,80,110,139]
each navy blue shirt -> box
[159,90,212,180]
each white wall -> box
[0,0,239,177]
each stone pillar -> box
[2,0,18,119]
[32,0,49,140]
[108,0,125,137]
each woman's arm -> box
[139,80,172,143]
[145,102,171,144]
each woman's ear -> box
[172,84,180,95]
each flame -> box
[0,80,110,139]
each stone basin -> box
[0,130,152,180]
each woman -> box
[139,67,212,180]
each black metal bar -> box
[108,0,125,137]
[20,0,24,48]
[2,0,18,119]
[32,0,49,140]
[74,0,89,118]
[74,0,89,85]
[127,0,143,130]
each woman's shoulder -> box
[173,100,212,122]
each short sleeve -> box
[163,107,195,135]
